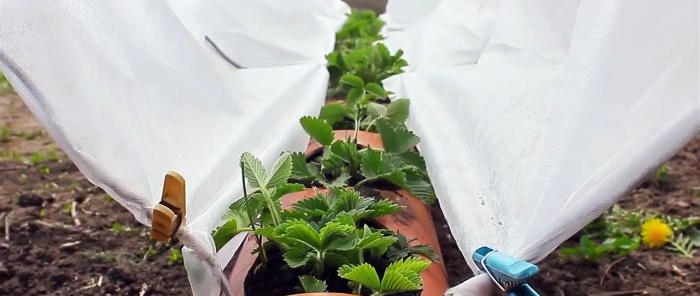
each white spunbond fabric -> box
[381,0,500,72]
[166,0,349,68]
[382,0,699,294]
[381,0,444,31]
[0,1,349,295]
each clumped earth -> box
[0,93,190,295]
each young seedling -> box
[327,43,407,98]
[386,234,441,263]
[111,221,124,234]
[212,152,304,251]
[319,75,410,133]
[141,245,159,262]
[216,152,438,295]
[215,10,443,294]
[168,248,184,264]
[294,117,435,204]
[339,257,431,296]
[39,166,51,175]
[653,164,670,184]
[334,9,385,52]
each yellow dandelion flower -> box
[641,218,672,248]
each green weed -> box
[0,72,12,94]
[0,125,12,142]
[168,248,184,264]
[653,164,670,183]
[561,205,699,260]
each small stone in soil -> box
[675,201,690,208]
[73,194,85,204]
[50,273,70,287]
[16,193,45,207]
[108,267,136,285]
[0,266,12,281]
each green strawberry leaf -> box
[300,116,334,146]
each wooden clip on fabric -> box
[151,171,186,243]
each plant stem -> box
[316,251,325,278]
[241,161,267,263]
[353,107,361,140]
[259,186,282,226]
[352,89,365,140]
[364,117,379,132]
[355,176,379,188]
[355,251,365,294]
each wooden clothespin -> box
[151,171,186,243]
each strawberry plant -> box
[212,152,304,251]
[334,9,385,52]
[213,153,437,295]
[339,257,431,296]
[327,43,407,98]
[320,74,410,132]
[293,116,435,204]
[213,9,444,295]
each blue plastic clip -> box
[472,246,540,296]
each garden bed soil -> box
[0,93,189,295]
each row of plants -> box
[212,9,446,296]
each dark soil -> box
[535,137,700,296]
[243,245,305,296]
[0,94,189,295]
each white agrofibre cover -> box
[381,0,699,294]
[0,1,349,295]
[0,0,698,295]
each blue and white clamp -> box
[472,246,540,296]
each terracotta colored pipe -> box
[282,188,449,296]
[305,130,383,157]
[229,188,449,296]
[228,132,448,295]
[325,97,345,104]
[289,294,356,296]
[375,190,449,296]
